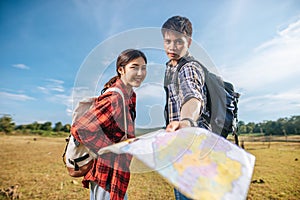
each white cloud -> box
[254,17,300,52]
[134,83,165,100]
[241,88,300,108]
[136,104,165,128]
[219,18,300,122]
[48,93,71,106]
[38,78,65,94]
[37,86,47,93]
[0,91,35,101]
[36,79,72,117]
[46,78,64,85]
[51,87,64,92]
[222,18,300,92]
[46,91,73,117]
[239,88,300,122]
[12,64,30,70]
[278,18,300,39]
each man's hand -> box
[166,120,190,132]
[166,98,201,132]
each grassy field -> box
[0,134,299,200]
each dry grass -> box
[0,135,89,200]
[0,135,299,200]
[245,141,300,200]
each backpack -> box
[176,58,240,144]
[62,87,127,177]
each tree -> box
[246,122,255,133]
[62,124,71,132]
[237,121,247,133]
[264,120,282,135]
[0,115,15,134]
[40,121,52,131]
[15,124,26,130]
[291,115,300,134]
[53,122,63,132]
[253,123,262,133]
[31,121,42,130]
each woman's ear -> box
[118,67,125,75]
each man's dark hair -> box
[161,16,193,37]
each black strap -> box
[233,132,239,146]
[177,57,211,127]
[181,118,196,127]
[62,135,71,165]
[68,154,90,171]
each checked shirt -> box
[71,79,136,200]
[164,55,209,127]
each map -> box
[97,127,255,200]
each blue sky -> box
[1,0,300,128]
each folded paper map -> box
[96,127,255,200]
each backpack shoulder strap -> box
[175,58,208,89]
[104,87,128,138]
[173,58,208,95]
[177,57,208,75]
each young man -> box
[162,16,210,200]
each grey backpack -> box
[62,87,127,177]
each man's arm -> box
[166,97,202,132]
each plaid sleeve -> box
[71,93,123,154]
[178,61,206,106]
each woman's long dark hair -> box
[101,49,147,94]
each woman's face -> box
[119,57,147,89]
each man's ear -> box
[188,38,192,48]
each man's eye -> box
[176,40,183,45]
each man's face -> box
[163,31,191,65]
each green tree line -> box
[0,115,70,136]
[238,115,300,135]
[0,115,300,135]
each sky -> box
[1,0,300,128]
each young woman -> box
[71,49,147,200]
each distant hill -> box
[135,127,164,136]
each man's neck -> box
[168,52,191,67]
[170,59,178,67]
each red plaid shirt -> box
[71,79,136,200]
